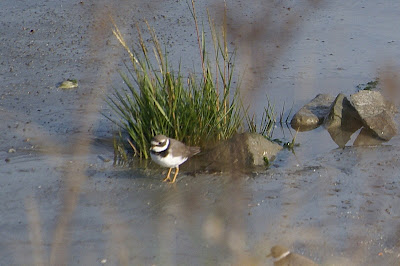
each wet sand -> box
[1,0,400,265]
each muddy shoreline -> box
[1,0,400,265]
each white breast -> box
[150,152,188,168]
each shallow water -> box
[1,0,400,265]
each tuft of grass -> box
[245,93,295,144]
[263,156,270,167]
[282,128,300,152]
[245,94,299,153]
[112,131,129,166]
[356,78,379,91]
[271,127,300,154]
[245,95,276,138]
[106,3,242,159]
[278,101,294,125]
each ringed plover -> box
[267,245,318,266]
[150,135,200,183]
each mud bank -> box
[1,0,400,265]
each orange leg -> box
[163,168,172,182]
[170,167,180,183]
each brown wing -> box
[286,253,318,266]
[169,138,200,158]
[188,146,201,157]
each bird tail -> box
[190,146,201,156]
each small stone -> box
[200,133,282,172]
[98,155,111,162]
[291,94,335,131]
[8,148,16,153]
[350,90,397,140]
[58,79,78,89]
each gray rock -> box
[291,94,335,131]
[324,93,363,148]
[200,133,282,172]
[350,90,397,140]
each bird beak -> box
[266,253,272,258]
